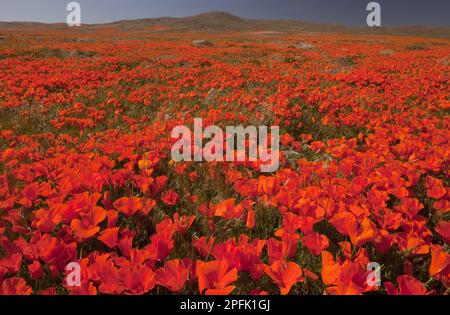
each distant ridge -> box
[1,11,449,39]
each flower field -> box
[0,28,449,295]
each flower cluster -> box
[0,29,448,295]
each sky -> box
[0,0,449,26]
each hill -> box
[0,11,449,39]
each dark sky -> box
[0,0,449,26]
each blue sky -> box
[0,0,448,26]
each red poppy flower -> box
[161,189,179,206]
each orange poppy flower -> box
[119,264,156,295]
[302,232,329,256]
[196,260,238,295]
[113,197,142,217]
[156,259,188,292]
[426,176,447,199]
[97,227,120,249]
[0,277,32,295]
[173,213,196,235]
[70,206,107,240]
[429,246,450,282]
[384,275,434,295]
[265,260,303,295]
[435,221,450,244]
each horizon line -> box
[0,11,448,28]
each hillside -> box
[0,11,449,39]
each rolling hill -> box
[0,11,449,39]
